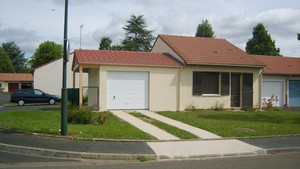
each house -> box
[152,35,264,110]
[31,53,88,96]
[253,55,300,107]
[0,73,33,93]
[72,34,265,111]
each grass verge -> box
[129,112,198,139]
[157,109,300,137]
[0,110,155,140]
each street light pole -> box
[61,0,68,136]
[80,24,84,49]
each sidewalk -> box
[1,128,300,161]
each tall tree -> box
[297,33,300,41]
[99,36,112,50]
[246,23,280,56]
[0,47,15,73]
[29,41,63,68]
[1,42,27,72]
[121,14,155,51]
[195,19,215,38]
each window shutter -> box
[193,72,202,95]
[221,72,229,95]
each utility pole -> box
[80,24,84,49]
[61,0,68,136]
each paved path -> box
[147,139,265,159]
[111,111,180,140]
[137,110,221,139]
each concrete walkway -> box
[111,111,180,140]
[147,139,265,159]
[137,110,221,139]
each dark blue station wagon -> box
[10,89,61,106]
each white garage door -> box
[262,81,283,107]
[107,71,149,109]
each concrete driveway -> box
[0,92,10,107]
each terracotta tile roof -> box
[253,55,300,75]
[0,73,33,81]
[156,34,264,67]
[74,49,182,67]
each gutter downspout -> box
[259,70,263,110]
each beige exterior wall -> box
[34,54,88,96]
[86,64,262,111]
[179,65,262,110]
[152,38,185,64]
[92,65,180,111]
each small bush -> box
[262,95,279,110]
[68,106,108,125]
[68,106,93,124]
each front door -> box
[231,73,240,107]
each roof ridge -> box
[158,34,227,40]
[74,49,167,55]
[252,54,300,59]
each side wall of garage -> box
[96,65,180,111]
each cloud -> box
[0,27,41,57]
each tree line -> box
[1,14,299,73]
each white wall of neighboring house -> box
[33,54,88,96]
[0,82,8,92]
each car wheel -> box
[18,100,25,106]
[49,98,56,105]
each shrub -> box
[262,95,279,110]
[68,106,108,125]
[68,106,93,124]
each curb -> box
[0,143,157,161]
[266,147,300,154]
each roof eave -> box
[76,62,182,69]
[187,62,265,68]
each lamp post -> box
[80,24,84,49]
[61,0,68,136]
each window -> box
[193,72,229,96]
[34,89,44,96]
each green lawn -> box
[1,109,299,139]
[157,109,300,137]
[0,110,155,140]
[129,112,198,139]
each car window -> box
[34,90,44,96]
[14,90,23,95]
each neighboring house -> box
[31,53,88,96]
[0,73,33,93]
[253,55,300,107]
[72,34,265,111]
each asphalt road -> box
[0,152,299,169]
[0,104,60,112]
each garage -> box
[8,83,19,93]
[107,71,149,109]
[262,81,283,107]
[289,80,300,106]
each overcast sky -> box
[0,0,299,58]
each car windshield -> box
[34,90,44,96]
